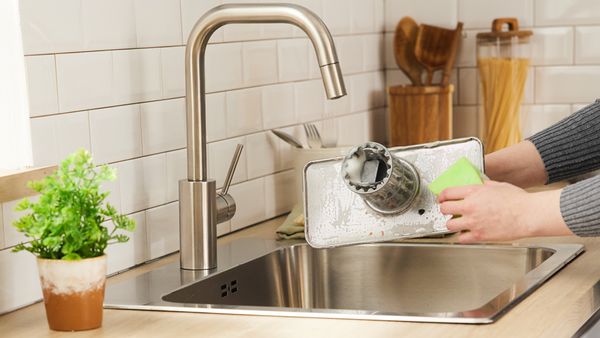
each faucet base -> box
[179,179,217,270]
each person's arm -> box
[485,140,547,188]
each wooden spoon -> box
[393,17,423,86]
[414,22,463,85]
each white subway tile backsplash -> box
[521,105,571,138]
[25,56,59,117]
[458,0,533,29]
[226,88,263,137]
[456,30,482,68]
[368,108,388,145]
[323,0,352,35]
[575,26,600,65]
[0,249,41,314]
[535,0,600,26]
[161,47,185,99]
[229,178,266,231]
[206,92,228,142]
[146,202,179,260]
[385,0,457,32]
[166,149,186,202]
[2,199,29,248]
[277,39,310,82]
[134,0,182,47]
[337,112,368,145]
[112,49,163,104]
[325,80,352,117]
[264,170,295,218]
[336,36,364,74]
[351,0,375,34]
[295,80,325,122]
[242,40,278,87]
[118,153,168,214]
[262,83,296,129]
[89,105,142,164]
[531,27,573,65]
[245,132,279,179]
[19,0,84,54]
[180,0,223,43]
[205,43,243,92]
[56,51,113,112]
[453,106,479,138]
[81,0,137,50]
[101,163,122,213]
[208,137,247,188]
[363,34,384,72]
[30,111,91,167]
[459,68,478,105]
[106,211,147,274]
[535,66,600,104]
[141,98,186,155]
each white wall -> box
[384,0,600,139]
[0,0,386,313]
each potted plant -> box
[12,149,135,331]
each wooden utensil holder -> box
[387,85,453,146]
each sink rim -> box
[104,240,584,324]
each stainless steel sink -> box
[104,238,583,324]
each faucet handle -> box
[221,144,243,195]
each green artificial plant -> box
[12,149,135,260]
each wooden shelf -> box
[0,165,56,203]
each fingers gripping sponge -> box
[428,157,483,196]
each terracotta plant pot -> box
[37,255,107,331]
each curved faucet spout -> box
[185,3,346,181]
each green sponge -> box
[428,157,483,196]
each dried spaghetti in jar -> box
[476,18,532,154]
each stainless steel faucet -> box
[180,3,347,270]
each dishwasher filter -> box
[303,138,484,248]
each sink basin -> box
[105,239,583,324]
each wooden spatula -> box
[393,17,423,86]
[414,22,463,85]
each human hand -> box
[438,180,571,243]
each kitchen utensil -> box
[303,123,323,149]
[271,129,303,149]
[414,22,463,85]
[477,18,532,153]
[393,17,423,85]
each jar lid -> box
[476,18,532,41]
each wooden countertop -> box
[1,216,600,338]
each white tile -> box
[166,149,186,202]
[30,111,91,167]
[81,0,136,50]
[229,178,266,231]
[523,68,535,105]
[217,220,231,237]
[322,0,351,35]
[295,80,324,122]
[246,132,279,179]
[119,154,168,214]
[337,112,368,146]
[575,26,600,65]
[146,202,179,260]
[226,88,263,137]
[277,39,310,82]
[0,248,42,314]
[531,27,573,65]
[262,83,296,129]
[105,211,148,274]
[308,43,322,79]
[261,23,294,40]
[453,106,479,138]
[385,0,457,31]
[368,108,388,144]
[458,0,533,29]
[521,105,571,138]
[161,46,185,98]
[56,51,113,112]
[208,137,247,188]
[112,49,163,105]
[242,40,278,87]
[350,73,373,113]
[535,66,600,104]
[180,0,223,43]
[205,43,243,92]
[264,170,295,218]
[206,92,227,142]
[89,105,142,164]
[386,69,412,87]
[363,34,384,72]
[374,0,384,33]
[19,0,84,54]
[134,0,182,47]
[101,163,122,213]
[572,103,591,113]
[25,56,59,117]
[535,0,600,26]
[223,24,262,42]
[350,0,375,34]
[2,199,30,248]
[459,68,478,105]
[456,29,483,68]
[290,0,323,18]
[325,79,351,117]
[336,36,364,75]
[384,32,397,69]
[276,125,306,170]
[141,98,186,155]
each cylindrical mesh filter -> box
[341,142,420,214]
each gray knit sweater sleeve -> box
[528,100,600,236]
